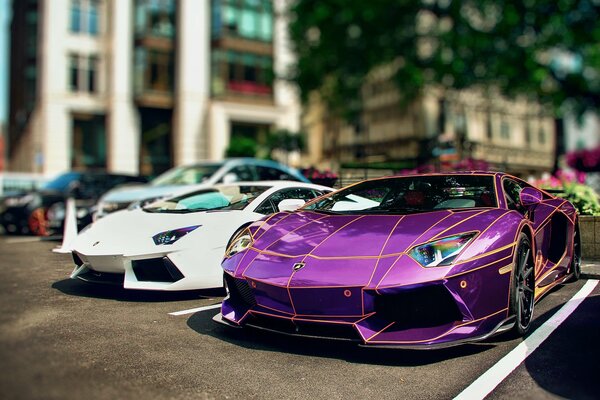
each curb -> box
[581,260,600,280]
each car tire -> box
[568,223,581,282]
[28,207,49,236]
[509,233,535,337]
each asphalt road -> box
[0,237,598,400]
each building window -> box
[69,54,99,93]
[135,0,175,38]
[539,127,546,144]
[134,48,174,93]
[212,50,272,95]
[71,115,106,169]
[525,121,531,146]
[70,0,100,35]
[500,119,510,139]
[212,0,273,42]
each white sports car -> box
[69,181,332,291]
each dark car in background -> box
[0,171,147,236]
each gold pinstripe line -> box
[252,302,295,316]
[286,215,367,316]
[362,215,406,315]
[498,264,513,275]
[365,321,396,342]
[254,212,295,241]
[452,241,517,266]
[534,251,568,299]
[366,216,406,287]
[240,215,333,277]
[373,211,457,291]
[375,255,513,290]
[430,209,495,241]
[263,214,331,251]
[366,308,508,345]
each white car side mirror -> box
[222,173,239,184]
[278,199,305,212]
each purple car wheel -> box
[510,233,535,336]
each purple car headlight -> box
[225,229,253,258]
[152,225,201,245]
[409,233,476,267]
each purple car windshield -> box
[305,175,497,214]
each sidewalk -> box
[582,260,600,280]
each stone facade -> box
[580,215,600,260]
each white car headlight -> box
[152,225,201,245]
[409,233,477,267]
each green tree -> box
[225,136,257,158]
[266,129,306,154]
[288,0,600,119]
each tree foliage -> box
[288,0,600,119]
[225,136,257,158]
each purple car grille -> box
[373,285,463,328]
[225,274,257,307]
[247,314,360,341]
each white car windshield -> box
[143,185,270,213]
[150,164,223,186]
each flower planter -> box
[579,215,600,260]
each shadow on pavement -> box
[52,278,225,303]
[523,293,600,399]
[186,310,495,366]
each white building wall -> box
[272,0,300,133]
[107,0,139,174]
[39,0,71,175]
[37,0,111,175]
[174,0,210,164]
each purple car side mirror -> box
[519,187,544,207]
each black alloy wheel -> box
[510,233,535,336]
[569,223,581,282]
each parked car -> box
[69,181,332,291]
[0,171,147,236]
[94,158,310,219]
[216,172,581,348]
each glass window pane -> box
[88,56,98,93]
[69,55,79,91]
[88,1,99,35]
[260,13,272,40]
[239,9,258,38]
[223,4,238,33]
[71,0,82,32]
[211,0,222,37]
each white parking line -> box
[454,279,599,400]
[4,237,42,244]
[169,303,222,316]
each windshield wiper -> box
[144,208,208,214]
[380,207,430,214]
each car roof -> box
[214,180,332,190]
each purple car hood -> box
[231,208,512,289]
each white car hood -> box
[100,183,210,204]
[72,208,252,257]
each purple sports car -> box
[214,172,580,348]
